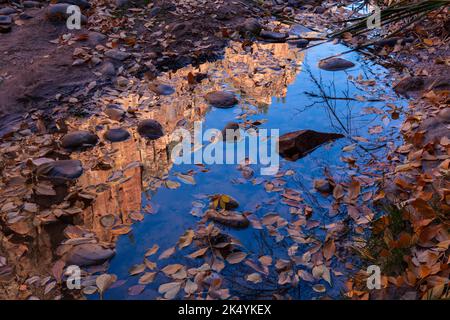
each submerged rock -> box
[0,15,12,25]
[36,160,84,182]
[60,131,98,150]
[65,243,115,267]
[222,122,240,142]
[206,210,249,229]
[137,119,164,140]
[278,130,344,161]
[318,57,355,71]
[393,76,425,95]
[205,91,238,108]
[104,104,125,121]
[0,7,17,15]
[260,30,288,42]
[104,128,130,142]
[149,82,175,96]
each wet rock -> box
[205,91,238,108]
[60,131,99,150]
[260,30,288,42]
[393,76,425,95]
[222,122,240,142]
[23,1,41,8]
[115,0,129,7]
[0,7,16,15]
[290,39,309,48]
[318,57,355,71]
[313,179,333,193]
[104,104,125,121]
[104,49,130,61]
[313,6,326,14]
[278,130,344,161]
[99,62,116,78]
[241,18,262,35]
[56,0,91,9]
[65,243,115,267]
[137,119,164,140]
[104,128,130,142]
[46,4,87,24]
[206,210,249,229]
[87,31,106,46]
[36,160,84,182]
[149,82,175,96]
[0,15,12,25]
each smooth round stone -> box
[137,119,164,140]
[0,7,16,16]
[65,243,115,267]
[104,104,125,121]
[205,91,238,108]
[318,57,355,71]
[60,131,98,150]
[149,83,175,96]
[104,128,130,142]
[0,15,12,25]
[36,160,84,181]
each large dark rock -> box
[46,4,87,24]
[0,15,12,25]
[260,30,288,42]
[35,160,84,182]
[393,76,425,96]
[318,57,355,71]
[0,7,17,15]
[65,243,115,267]
[104,128,130,142]
[60,131,98,150]
[206,210,249,229]
[137,119,164,140]
[278,130,344,161]
[205,91,238,108]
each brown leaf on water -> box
[348,179,361,200]
[226,251,247,264]
[333,184,344,200]
[145,244,159,257]
[96,274,117,297]
[52,260,65,283]
[258,255,272,266]
[178,229,194,249]
[184,279,198,295]
[128,284,145,296]
[246,273,262,284]
[313,284,326,293]
[161,264,183,276]
[159,247,176,260]
[188,247,209,259]
[139,272,156,285]
[323,239,335,261]
[129,264,145,276]
[158,282,181,300]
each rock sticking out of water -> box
[318,57,355,71]
[104,128,130,142]
[206,210,250,229]
[260,30,288,42]
[137,119,164,140]
[149,82,175,96]
[222,122,240,142]
[35,160,84,182]
[64,244,115,267]
[278,130,344,161]
[60,131,99,150]
[104,104,125,121]
[205,91,238,108]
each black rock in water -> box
[137,119,164,140]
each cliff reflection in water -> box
[76,42,304,245]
